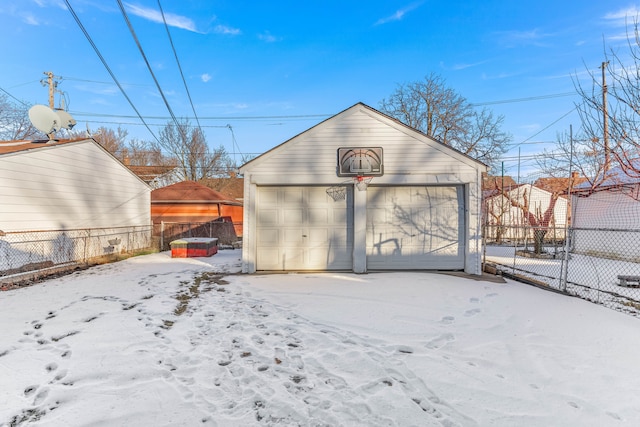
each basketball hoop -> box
[354,176,373,191]
[326,184,347,201]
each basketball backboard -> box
[336,147,383,177]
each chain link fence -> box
[1,225,153,281]
[483,178,640,317]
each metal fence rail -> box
[1,225,153,278]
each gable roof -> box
[239,102,488,172]
[0,137,150,188]
[0,138,87,155]
[574,163,640,192]
[151,180,242,205]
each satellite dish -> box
[55,109,76,130]
[28,104,59,135]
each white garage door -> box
[256,186,353,270]
[366,186,464,270]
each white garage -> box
[240,103,487,275]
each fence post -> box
[161,221,164,251]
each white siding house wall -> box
[0,139,151,274]
[0,140,150,231]
[240,104,487,275]
[484,185,569,240]
[572,190,640,260]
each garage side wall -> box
[0,141,151,232]
[241,106,486,274]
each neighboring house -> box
[534,172,587,195]
[151,180,243,238]
[126,163,177,189]
[0,138,152,273]
[239,102,488,274]
[200,174,244,203]
[482,174,517,192]
[483,184,569,242]
[572,165,640,260]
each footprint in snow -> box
[24,385,38,396]
[440,315,455,324]
[33,387,49,405]
[606,411,622,420]
[425,333,455,350]
[464,308,481,317]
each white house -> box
[239,103,488,275]
[0,138,152,273]
[572,166,640,261]
[484,184,569,242]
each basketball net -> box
[354,176,373,191]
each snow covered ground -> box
[1,250,639,426]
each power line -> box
[63,0,160,143]
[71,111,332,121]
[0,86,29,106]
[81,119,230,129]
[508,105,578,149]
[116,0,180,130]
[157,0,203,134]
[470,92,576,107]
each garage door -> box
[256,186,353,270]
[366,186,464,270]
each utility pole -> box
[601,61,610,173]
[41,71,62,140]
[43,71,57,109]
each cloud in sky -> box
[201,73,212,83]
[258,31,281,43]
[451,60,489,71]
[375,1,423,26]
[22,13,39,25]
[214,24,241,35]
[493,28,553,48]
[124,2,198,32]
[604,6,640,24]
[603,6,640,41]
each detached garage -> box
[239,103,487,275]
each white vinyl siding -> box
[240,104,487,275]
[366,186,464,270]
[255,186,353,270]
[0,140,150,231]
[245,109,481,183]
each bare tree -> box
[537,130,608,191]
[0,95,39,141]
[93,126,129,159]
[125,139,172,167]
[499,185,559,254]
[571,17,640,180]
[379,72,511,170]
[158,119,229,181]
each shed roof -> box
[151,180,242,205]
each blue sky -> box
[1,1,638,176]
